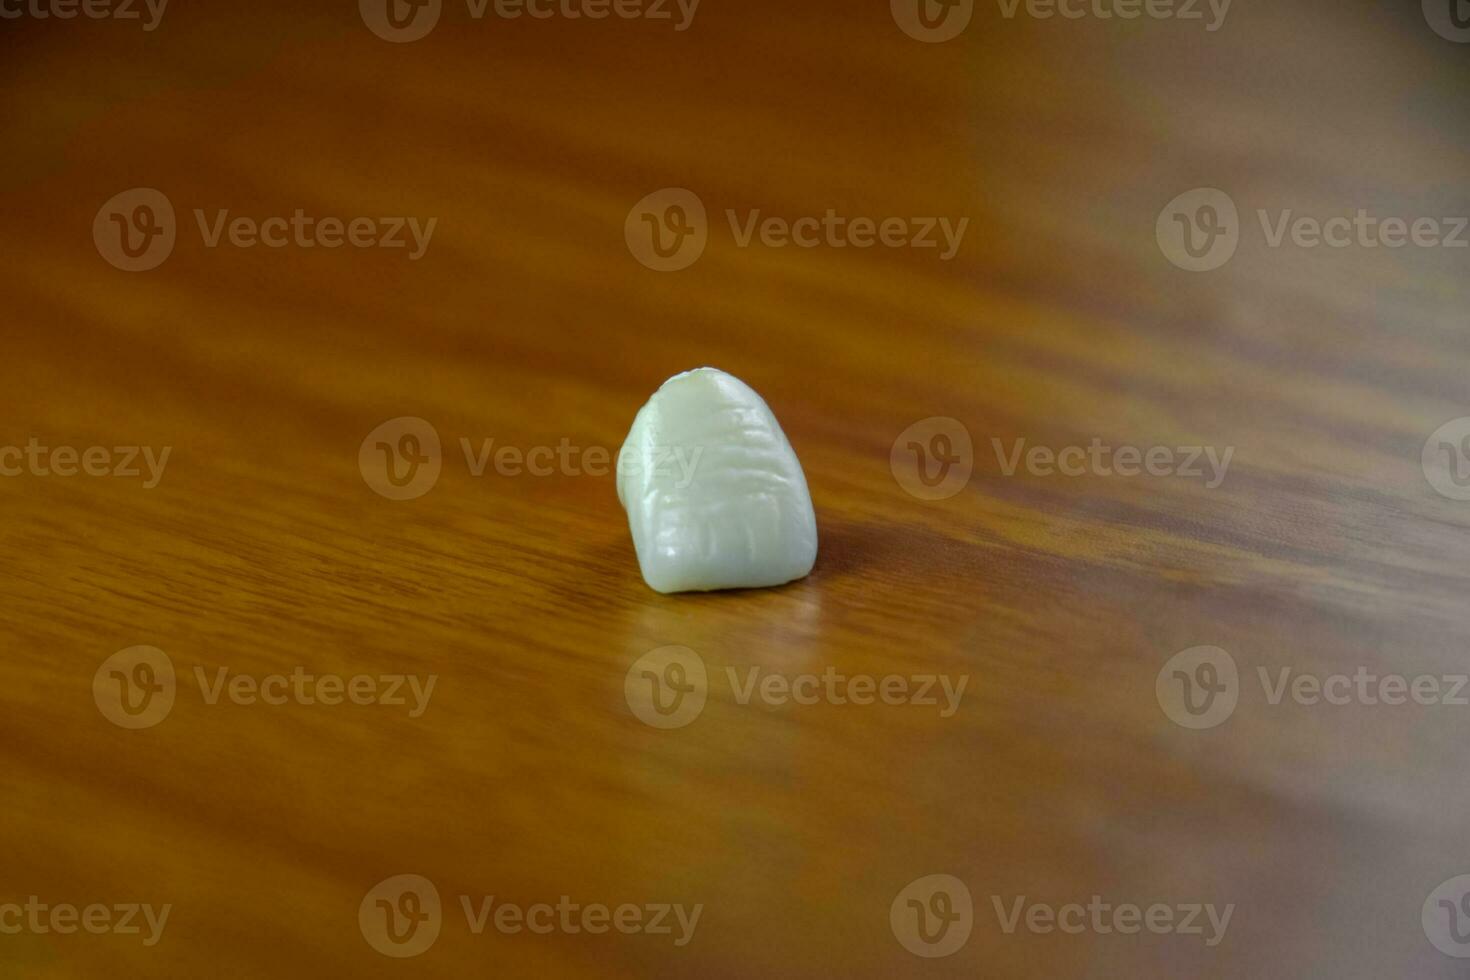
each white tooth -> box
[617,367,818,594]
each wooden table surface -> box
[3,0,1468,976]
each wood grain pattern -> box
[2,0,1468,976]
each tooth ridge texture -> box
[617,368,818,594]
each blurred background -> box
[2,0,1468,977]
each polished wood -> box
[3,0,1469,976]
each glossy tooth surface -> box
[617,368,818,594]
